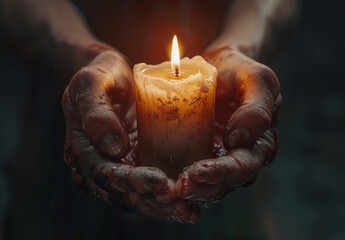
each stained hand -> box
[62,50,199,222]
[176,47,282,202]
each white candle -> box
[133,36,218,179]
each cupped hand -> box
[62,50,199,222]
[176,47,282,202]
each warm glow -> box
[171,35,180,77]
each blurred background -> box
[0,0,344,239]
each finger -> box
[224,65,280,149]
[88,160,172,194]
[187,128,277,186]
[72,171,133,212]
[65,129,171,196]
[142,179,177,205]
[69,68,129,158]
[176,173,229,202]
[64,98,171,196]
[66,52,133,158]
[123,166,171,194]
[63,84,128,162]
[66,132,171,195]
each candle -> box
[133,36,218,179]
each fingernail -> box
[99,134,124,158]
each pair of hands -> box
[62,47,281,223]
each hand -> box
[62,50,199,222]
[176,47,282,202]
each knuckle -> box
[258,65,276,80]
[248,65,280,97]
[250,64,276,82]
[69,67,108,102]
[74,67,101,84]
[244,64,265,78]
[259,66,280,96]
[70,69,96,92]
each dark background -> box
[0,0,344,239]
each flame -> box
[171,35,180,76]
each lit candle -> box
[133,35,218,179]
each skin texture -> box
[1,0,295,223]
[62,50,200,222]
[175,47,281,201]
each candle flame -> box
[171,35,180,77]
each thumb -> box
[80,91,129,158]
[67,52,133,158]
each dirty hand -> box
[176,47,282,202]
[62,50,199,222]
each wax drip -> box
[143,78,156,164]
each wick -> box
[174,67,179,77]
